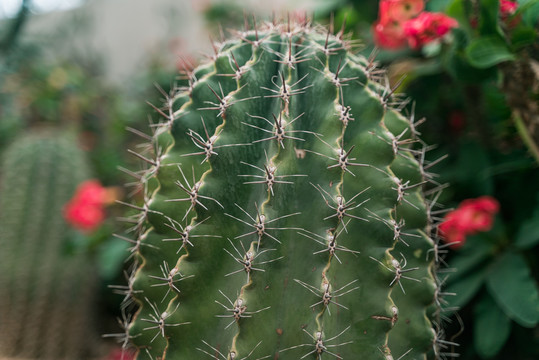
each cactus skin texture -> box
[121,18,445,360]
[0,132,99,359]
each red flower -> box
[499,0,520,27]
[373,19,408,49]
[500,0,518,17]
[64,180,107,232]
[374,0,424,49]
[439,196,500,249]
[439,214,467,248]
[373,1,457,50]
[403,12,459,49]
[379,0,425,23]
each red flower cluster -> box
[439,196,500,249]
[500,0,520,27]
[64,180,107,232]
[373,0,458,49]
[500,0,518,17]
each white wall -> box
[15,0,322,84]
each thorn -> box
[338,15,347,40]
[127,149,157,167]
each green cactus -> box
[0,132,100,359]
[119,17,447,360]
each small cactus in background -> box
[118,16,448,359]
[0,132,100,359]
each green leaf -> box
[446,0,474,33]
[446,265,488,309]
[474,293,512,358]
[486,252,539,327]
[479,0,502,35]
[446,235,494,284]
[97,238,130,280]
[510,26,538,50]
[517,0,539,23]
[465,36,516,68]
[515,209,539,249]
[523,2,539,26]
[516,0,539,27]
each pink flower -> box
[499,0,520,27]
[64,180,107,232]
[439,214,467,248]
[374,0,424,49]
[73,180,107,206]
[380,0,425,23]
[457,197,500,232]
[500,0,518,17]
[372,1,457,50]
[403,12,459,49]
[373,19,408,49]
[439,196,500,249]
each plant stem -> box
[514,111,539,165]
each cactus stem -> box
[260,72,312,116]
[224,238,283,282]
[369,254,421,294]
[117,17,445,358]
[294,278,359,314]
[280,326,352,359]
[148,261,194,302]
[336,99,354,127]
[273,38,311,69]
[312,183,370,231]
[108,269,142,308]
[298,224,360,263]
[367,210,419,247]
[379,346,412,360]
[183,116,251,163]
[141,299,188,343]
[198,339,268,360]
[215,291,270,330]
[162,216,220,253]
[392,177,427,208]
[225,203,302,249]
[102,309,137,352]
[165,165,224,220]
[239,157,307,196]
[199,83,256,117]
[305,136,367,176]
[371,305,399,325]
[218,52,251,80]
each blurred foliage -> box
[0,2,187,351]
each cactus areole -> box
[120,17,446,360]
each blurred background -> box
[0,0,537,359]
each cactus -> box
[119,17,446,360]
[0,132,100,359]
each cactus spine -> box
[0,132,99,359]
[120,17,445,360]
